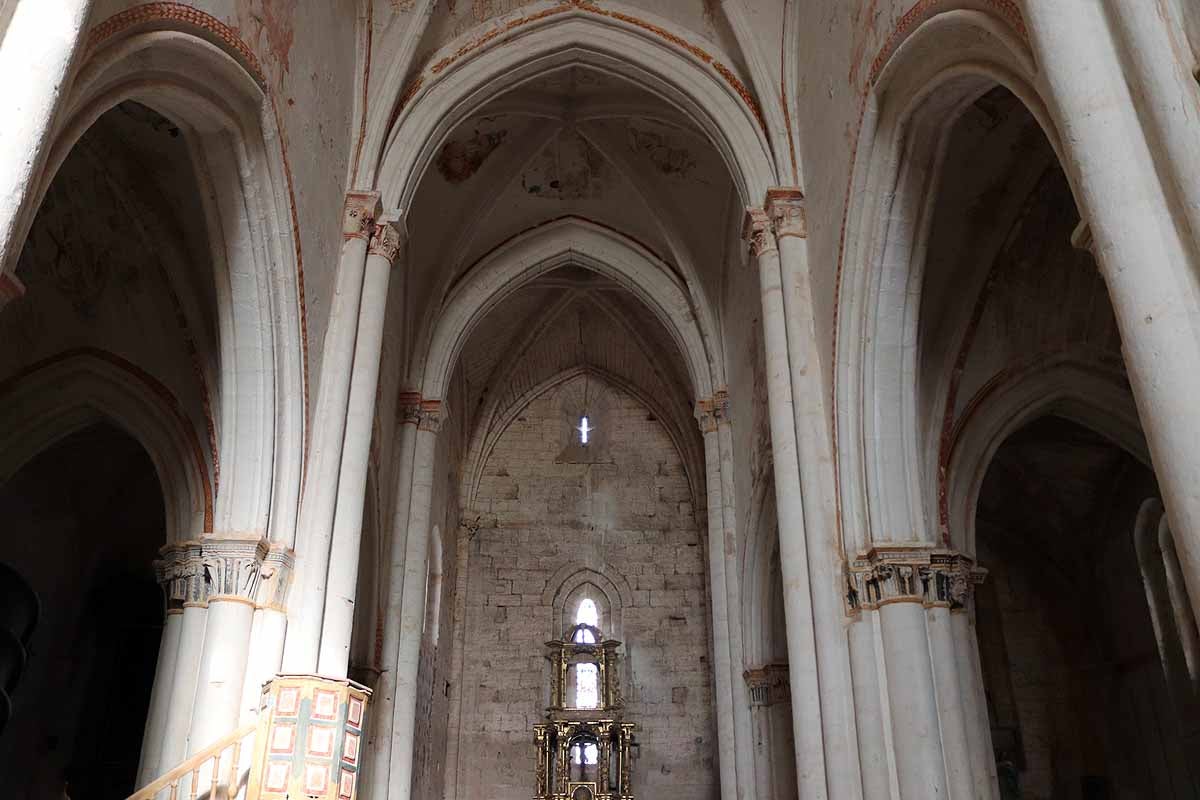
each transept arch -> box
[419,217,718,404]
[369,4,777,209]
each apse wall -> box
[454,374,715,800]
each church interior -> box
[2,1,1200,799]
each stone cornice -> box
[845,545,986,613]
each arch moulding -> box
[418,217,718,403]
[0,348,211,541]
[23,17,307,542]
[833,7,1066,552]
[370,4,777,210]
[945,357,1148,556]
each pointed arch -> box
[419,217,718,402]
[0,348,210,541]
[370,3,776,207]
[834,8,1065,549]
[18,17,307,541]
[945,357,1148,556]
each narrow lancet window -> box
[578,414,593,445]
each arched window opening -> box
[577,414,593,445]
[572,598,599,643]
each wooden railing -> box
[127,723,257,800]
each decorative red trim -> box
[85,2,267,87]
[395,0,765,133]
[0,347,215,531]
[868,0,1025,88]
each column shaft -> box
[367,409,420,798]
[387,419,440,800]
[716,414,757,796]
[136,610,183,785]
[1024,0,1200,626]
[847,617,890,798]
[879,601,946,797]
[283,192,379,673]
[318,222,403,676]
[951,610,998,800]
[744,209,828,798]
[927,605,974,798]
[187,598,256,753]
[769,189,862,799]
[159,603,207,771]
[699,421,740,800]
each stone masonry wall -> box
[453,375,716,800]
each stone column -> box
[367,394,422,798]
[386,402,442,800]
[187,538,267,755]
[846,548,989,799]
[696,399,742,800]
[765,188,862,799]
[239,546,295,723]
[158,542,208,773]
[951,603,998,800]
[0,0,94,275]
[136,547,188,785]
[743,208,828,798]
[1024,0,1200,626]
[318,219,405,677]
[283,191,381,673]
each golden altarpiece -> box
[533,621,635,800]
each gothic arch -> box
[0,349,210,541]
[369,4,776,209]
[834,8,1065,550]
[544,564,634,642]
[945,358,1148,556]
[18,18,305,543]
[419,217,717,403]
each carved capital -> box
[397,390,423,426]
[343,191,382,241]
[418,400,444,433]
[368,220,405,264]
[202,537,269,603]
[695,388,731,433]
[845,545,986,613]
[156,541,208,610]
[744,663,791,707]
[255,545,295,611]
[765,187,808,239]
[742,207,776,258]
[0,273,26,312]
